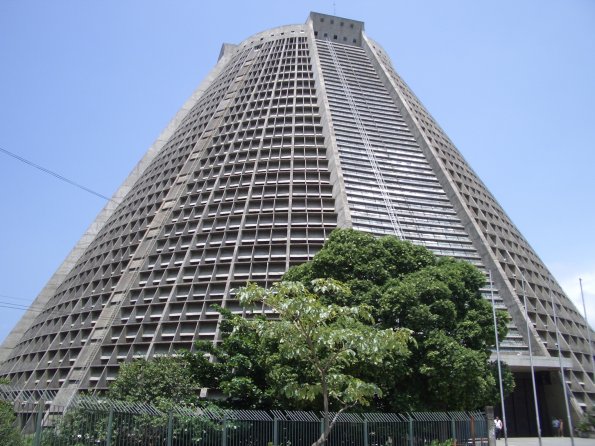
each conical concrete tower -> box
[1,12,592,434]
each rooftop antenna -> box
[333,1,336,15]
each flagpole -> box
[490,270,508,446]
[521,275,543,446]
[550,285,575,445]
[579,278,595,380]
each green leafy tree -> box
[576,405,595,435]
[107,357,222,445]
[109,355,201,410]
[186,308,291,409]
[237,279,411,446]
[0,378,25,446]
[486,361,515,407]
[284,229,513,410]
[0,401,25,446]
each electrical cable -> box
[0,293,34,303]
[0,301,62,314]
[0,145,119,204]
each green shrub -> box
[0,400,25,446]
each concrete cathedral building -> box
[1,12,593,435]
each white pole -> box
[579,278,595,380]
[490,270,508,446]
[522,275,543,445]
[550,286,575,445]
[505,250,544,443]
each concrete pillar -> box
[486,406,495,446]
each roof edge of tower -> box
[218,43,238,61]
[308,11,364,47]
[220,23,307,59]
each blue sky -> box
[1,0,594,344]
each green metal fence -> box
[5,395,488,446]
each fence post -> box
[451,417,456,445]
[470,415,475,446]
[32,400,44,446]
[106,407,114,446]
[222,414,227,446]
[167,410,174,446]
[274,416,279,446]
[363,417,369,446]
[408,417,414,446]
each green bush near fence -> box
[0,400,26,446]
[429,440,455,446]
[35,401,227,446]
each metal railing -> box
[3,393,487,446]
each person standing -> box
[552,418,561,437]
[494,416,503,440]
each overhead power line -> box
[0,293,34,303]
[0,145,118,203]
[0,299,94,319]
[0,302,33,311]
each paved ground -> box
[498,438,594,446]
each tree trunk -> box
[311,377,331,446]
